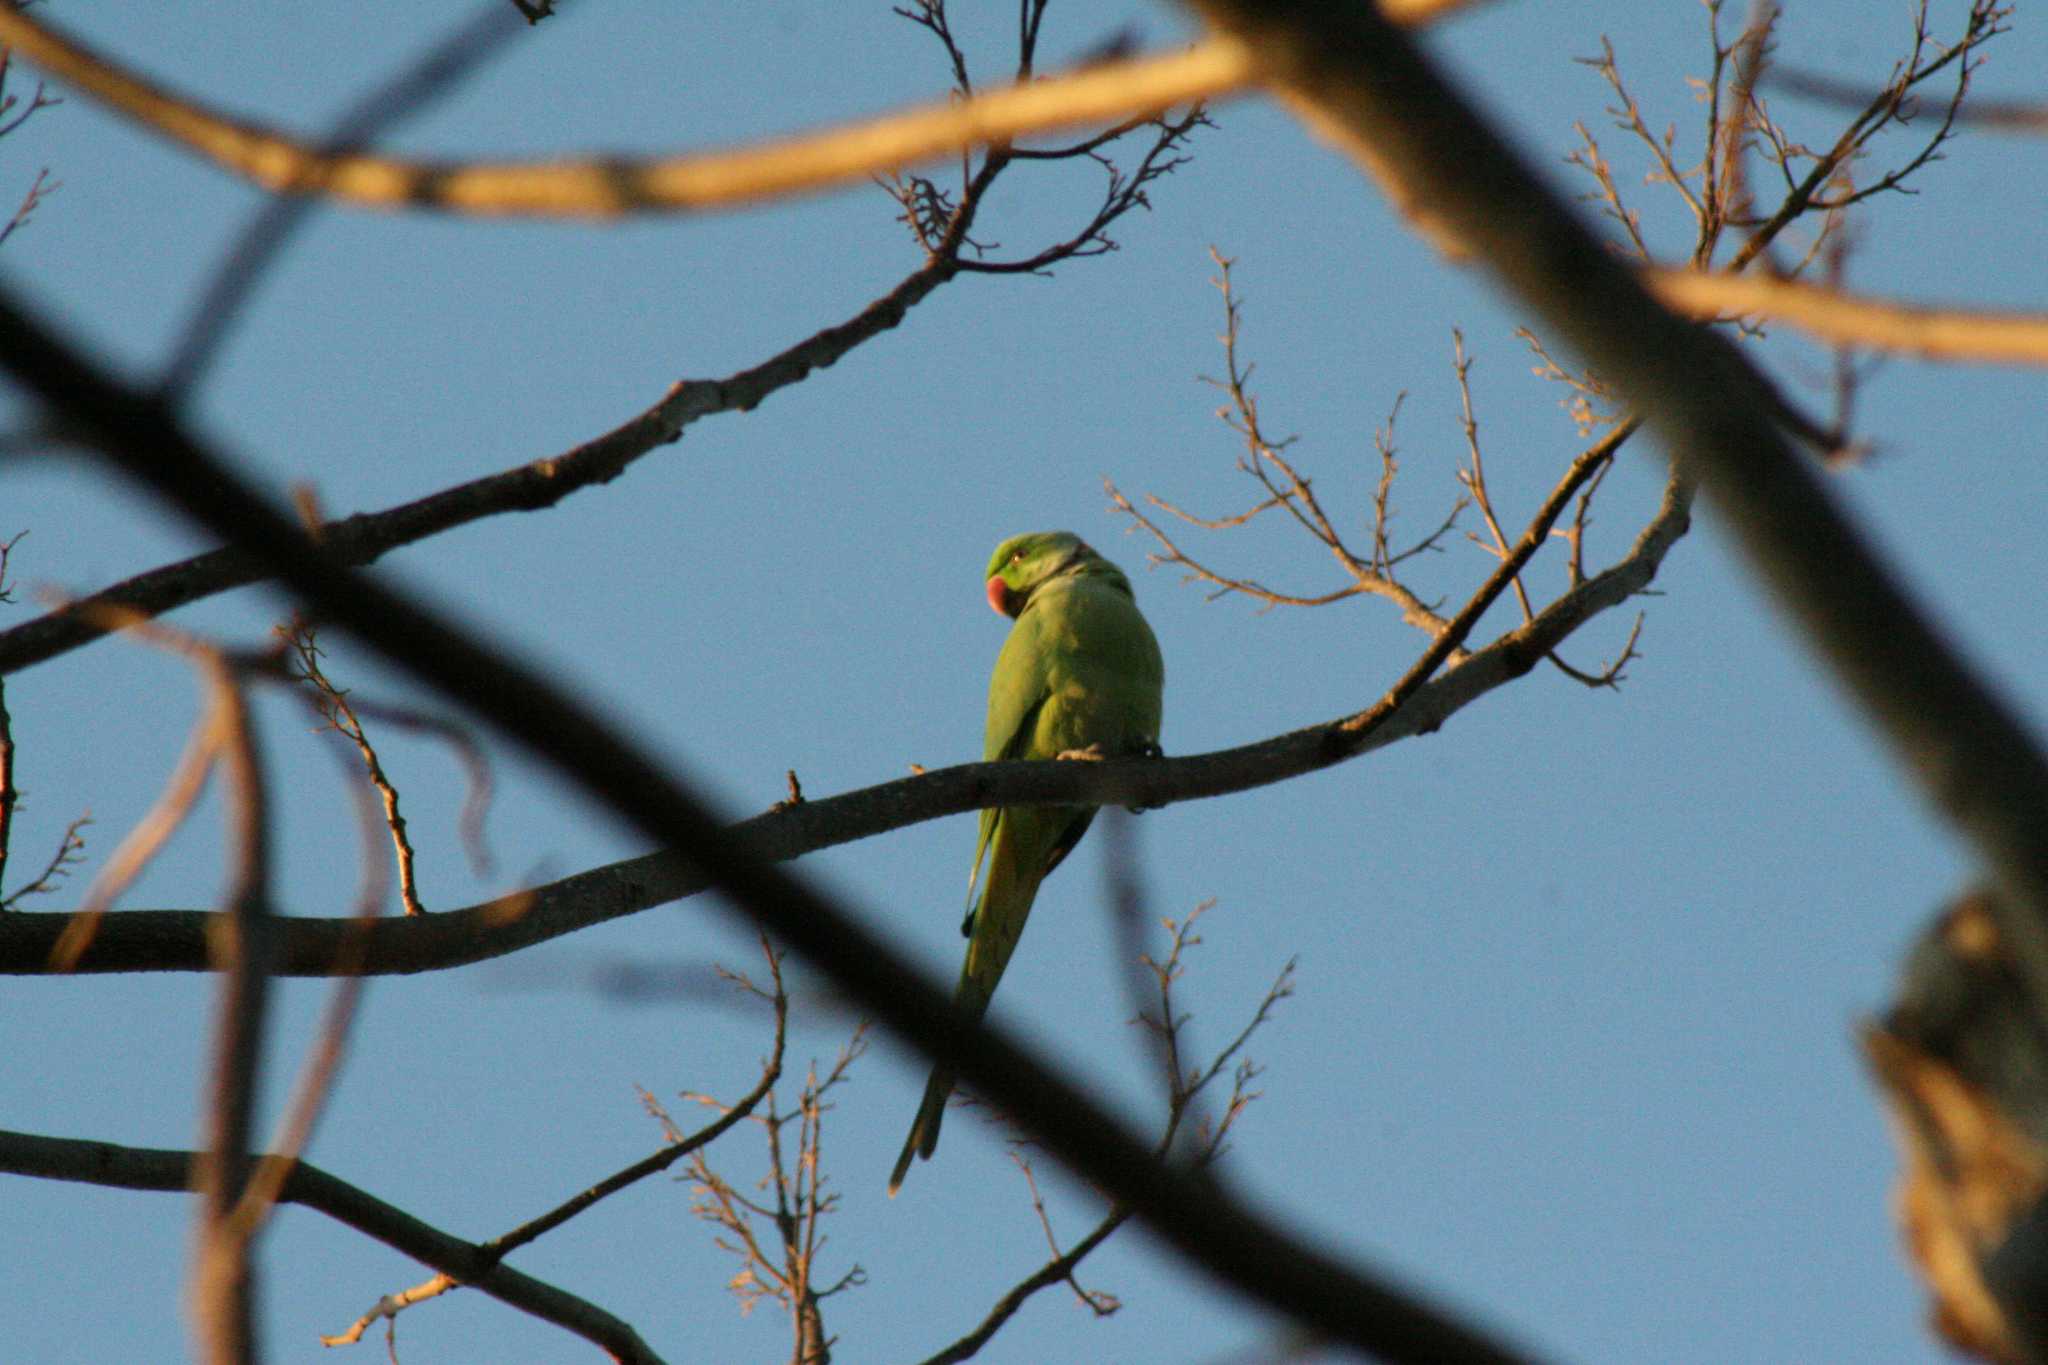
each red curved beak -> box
[986,575,1011,617]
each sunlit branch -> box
[0,0,1508,225]
[0,6,1254,218]
[283,622,430,915]
[674,969,859,1363]
[1647,267,2048,367]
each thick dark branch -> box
[0,1128,665,1365]
[0,257,956,677]
[0,282,1535,1365]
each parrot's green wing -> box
[961,672,1048,933]
[891,531,1164,1196]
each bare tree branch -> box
[0,1128,665,1364]
[1724,0,2007,272]
[1111,250,1466,633]
[283,621,430,915]
[0,442,1678,981]
[0,165,57,248]
[0,808,88,910]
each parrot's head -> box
[984,530,1111,618]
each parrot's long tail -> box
[887,1065,955,1196]
[889,812,1058,1196]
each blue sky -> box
[5,2,2047,1361]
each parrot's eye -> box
[1010,550,1025,565]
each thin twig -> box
[282,619,428,915]
[680,960,864,1364]
[1113,252,1462,635]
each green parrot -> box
[888,530,1165,1195]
